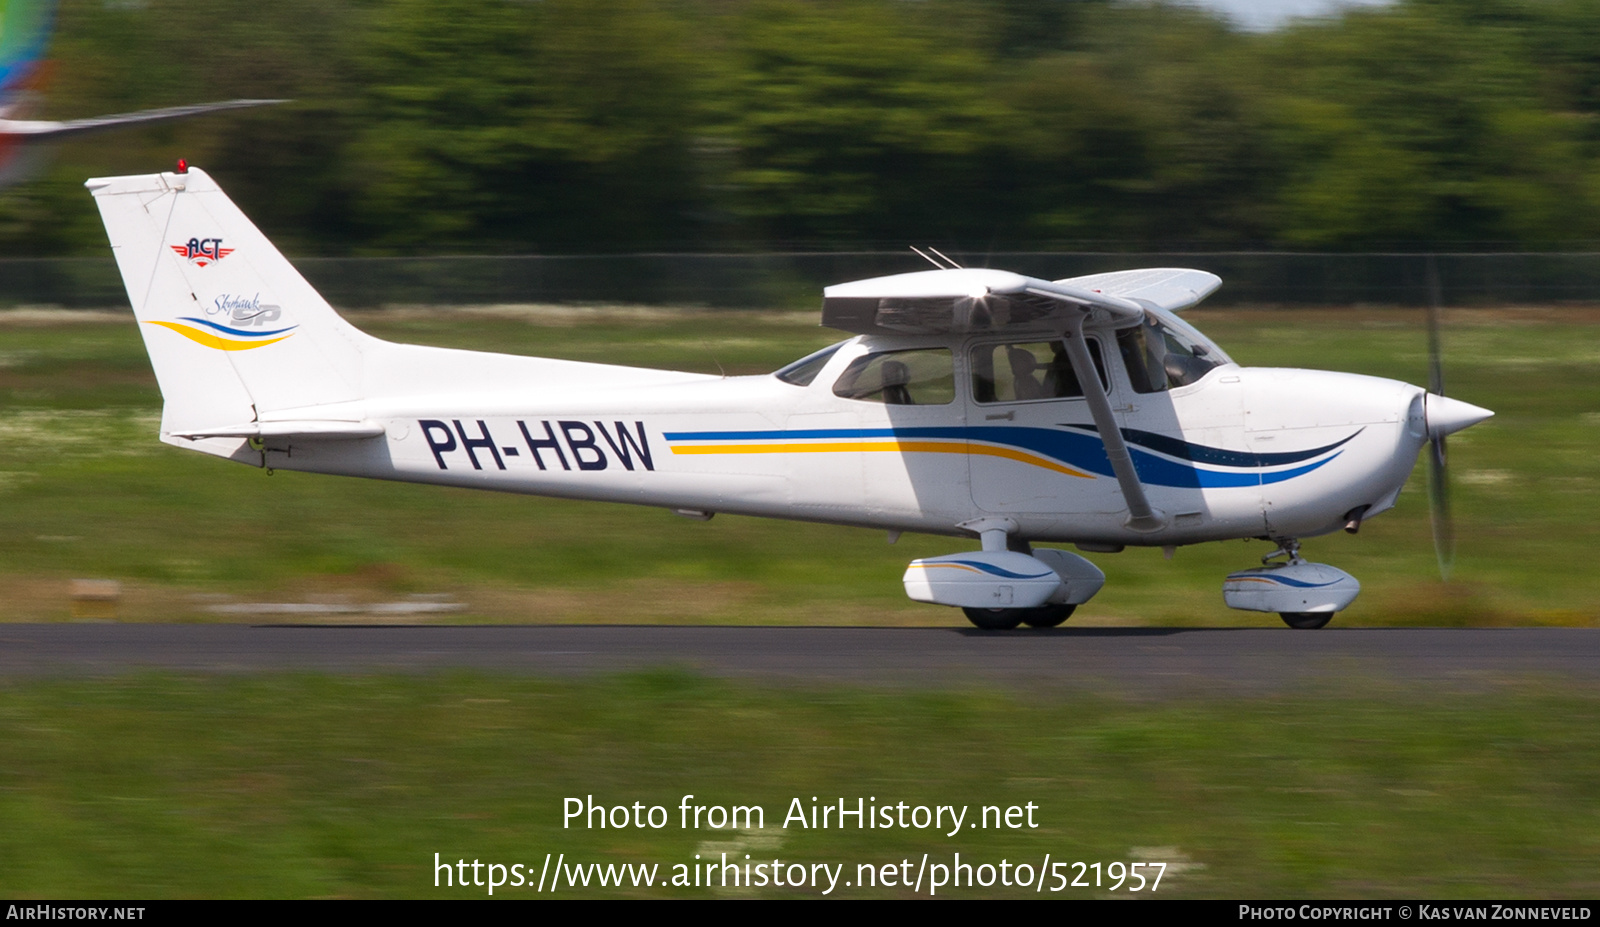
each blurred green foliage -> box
[10,0,1600,254]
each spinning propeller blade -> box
[1425,257,1453,581]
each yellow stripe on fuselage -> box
[145,320,291,352]
[670,439,1092,479]
[965,442,1092,478]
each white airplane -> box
[86,166,1494,629]
[0,0,282,186]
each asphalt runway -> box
[0,624,1596,692]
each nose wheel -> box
[1279,611,1333,630]
[1222,538,1360,629]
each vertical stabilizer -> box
[86,168,372,443]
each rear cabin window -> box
[971,340,1107,404]
[832,348,954,405]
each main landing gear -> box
[962,604,1077,630]
[1221,539,1361,630]
[902,519,1105,631]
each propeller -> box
[1424,256,1453,580]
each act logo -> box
[171,237,233,267]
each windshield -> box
[1116,311,1230,394]
[774,342,845,386]
[1159,311,1232,366]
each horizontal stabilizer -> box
[1053,268,1222,313]
[172,420,385,441]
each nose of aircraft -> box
[1425,393,1494,438]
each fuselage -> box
[257,318,1430,548]
[89,166,1495,628]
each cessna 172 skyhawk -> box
[87,166,1493,629]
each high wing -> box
[1053,267,1222,313]
[0,98,286,140]
[820,266,1219,336]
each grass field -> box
[1,672,1598,899]
[0,302,1591,627]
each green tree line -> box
[11,0,1600,255]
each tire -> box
[1280,611,1333,629]
[1021,604,1076,628]
[962,607,1025,630]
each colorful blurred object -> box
[0,0,280,187]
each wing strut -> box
[1059,311,1167,533]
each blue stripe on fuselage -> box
[663,425,1349,489]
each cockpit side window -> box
[971,339,1106,404]
[774,342,845,387]
[832,348,954,405]
[1116,312,1226,394]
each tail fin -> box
[86,167,371,444]
[0,0,54,94]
